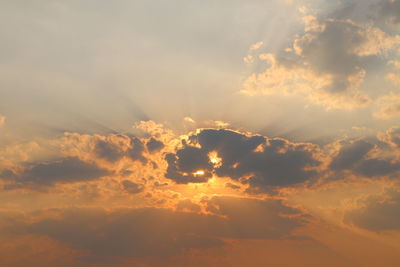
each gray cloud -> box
[243,0,400,109]
[165,129,320,190]
[203,196,305,239]
[380,0,400,24]
[20,196,304,262]
[127,137,147,163]
[225,182,241,190]
[329,139,400,178]
[93,135,147,163]
[165,145,213,184]
[1,157,111,188]
[355,158,400,177]
[329,140,374,170]
[146,137,164,153]
[27,208,224,261]
[295,20,363,79]
[122,180,144,194]
[344,189,400,231]
[94,138,124,162]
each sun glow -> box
[208,151,222,167]
[193,170,205,176]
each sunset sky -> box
[1,1,400,266]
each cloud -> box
[122,180,144,194]
[0,129,163,191]
[225,182,241,190]
[61,132,149,164]
[329,140,374,171]
[127,137,147,163]
[242,6,400,110]
[329,138,400,178]
[386,60,400,86]
[176,199,201,212]
[26,208,224,261]
[379,126,400,148]
[0,115,5,127]
[146,137,165,153]
[1,157,111,187]
[355,158,400,177]
[15,196,304,262]
[2,122,400,194]
[344,188,400,231]
[243,41,264,63]
[165,129,320,190]
[93,136,127,162]
[203,196,306,239]
[164,126,399,186]
[165,145,213,184]
[91,134,147,163]
[374,93,400,119]
[380,0,400,24]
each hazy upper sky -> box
[1,1,400,266]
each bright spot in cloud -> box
[193,170,205,176]
[208,151,222,167]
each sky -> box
[1,0,400,266]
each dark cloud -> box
[146,137,164,153]
[94,138,124,162]
[2,157,111,187]
[127,137,147,163]
[297,20,363,78]
[344,189,400,231]
[289,17,383,98]
[21,197,304,262]
[225,182,241,190]
[93,135,147,163]
[329,140,374,170]
[193,129,265,164]
[153,181,169,187]
[166,129,320,190]
[355,158,400,177]
[329,139,400,178]
[165,145,213,184]
[122,180,144,194]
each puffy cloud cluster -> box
[2,122,400,194]
[1,121,400,264]
[242,1,400,110]
[62,133,152,164]
[0,130,167,191]
[165,129,321,191]
[164,126,400,190]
